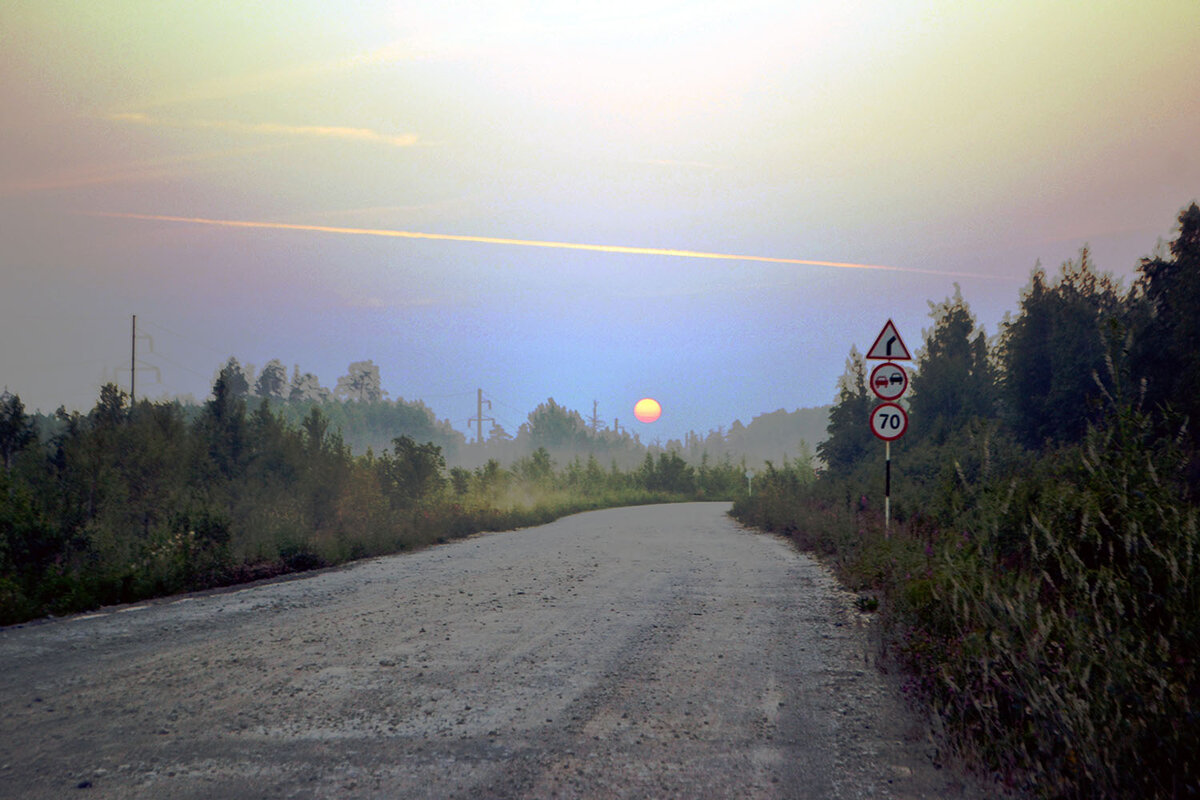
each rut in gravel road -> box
[0,502,992,799]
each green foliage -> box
[1000,249,1123,448]
[817,348,873,472]
[638,450,697,495]
[0,390,35,471]
[334,359,385,402]
[1133,201,1200,450]
[273,396,465,461]
[0,375,740,625]
[918,394,1199,798]
[734,202,1200,798]
[522,398,592,452]
[378,436,447,508]
[738,396,1199,796]
[909,287,994,444]
[254,359,289,400]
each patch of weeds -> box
[854,593,879,613]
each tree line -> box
[0,357,753,625]
[735,202,1200,798]
[157,356,827,472]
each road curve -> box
[0,502,987,799]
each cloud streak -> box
[89,211,995,279]
[108,113,419,148]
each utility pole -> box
[125,315,158,404]
[468,388,495,444]
[131,314,137,403]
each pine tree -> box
[817,348,873,473]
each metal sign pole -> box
[885,440,891,534]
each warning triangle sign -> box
[866,319,911,360]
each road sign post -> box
[865,321,911,533]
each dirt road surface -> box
[0,503,992,799]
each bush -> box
[733,397,1200,798]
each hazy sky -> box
[2,1,1198,443]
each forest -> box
[734,202,1200,798]
[1,363,796,626]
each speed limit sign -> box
[870,402,908,441]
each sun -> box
[633,397,661,424]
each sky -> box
[2,1,1198,444]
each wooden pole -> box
[477,388,484,444]
[130,314,136,403]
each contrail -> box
[89,211,983,278]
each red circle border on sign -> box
[870,402,909,441]
[869,362,908,401]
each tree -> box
[520,398,590,453]
[199,364,248,478]
[335,360,385,403]
[0,391,35,470]
[640,450,695,494]
[909,286,995,443]
[89,382,128,429]
[215,357,251,399]
[473,458,508,500]
[1132,202,1200,443]
[487,422,512,444]
[254,359,288,400]
[289,365,331,403]
[516,446,555,486]
[817,348,873,472]
[377,436,445,507]
[1000,249,1122,448]
[301,406,330,453]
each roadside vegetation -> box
[0,372,749,627]
[733,202,1200,798]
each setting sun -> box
[633,397,662,424]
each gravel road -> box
[0,502,992,799]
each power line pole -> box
[468,388,495,444]
[124,315,159,404]
[131,314,137,403]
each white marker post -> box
[865,319,912,534]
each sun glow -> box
[634,398,662,424]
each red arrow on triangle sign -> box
[866,319,912,360]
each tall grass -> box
[733,401,1200,798]
[1,457,715,626]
